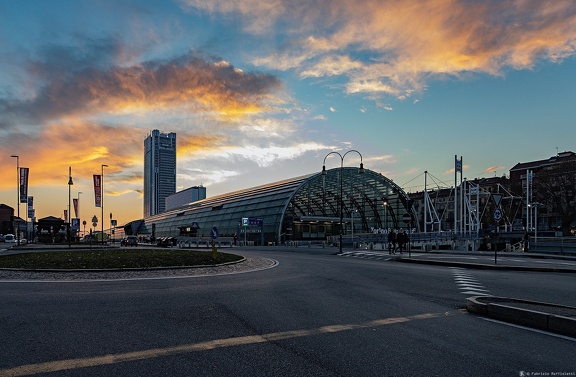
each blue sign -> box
[242,217,262,227]
[211,226,218,239]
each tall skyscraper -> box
[144,129,176,217]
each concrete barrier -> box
[467,296,576,337]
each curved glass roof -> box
[130,168,415,243]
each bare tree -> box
[532,160,576,235]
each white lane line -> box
[480,317,576,342]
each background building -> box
[165,185,207,211]
[510,151,576,235]
[144,129,176,217]
[0,204,14,235]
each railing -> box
[177,236,235,248]
[530,237,576,254]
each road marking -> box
[338,251,391,261]
[480,317,576,342]
[450,267,491,296]
[0,310,463,377]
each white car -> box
[3,234,26,244]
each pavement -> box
[2,243,576,338]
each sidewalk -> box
[396,249,576,273]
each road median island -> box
[467,296,576,338]
[0,248,244,270]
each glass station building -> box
[122,168,416,244]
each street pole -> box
[101,164,108,245]
[10,155,20,246]
[68,167,73,247]
[77,191,82,227]
[322,150,364,254]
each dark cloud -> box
[1,43,282,129]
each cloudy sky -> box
[1,0,575,227]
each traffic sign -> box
[402,213,412,224]
[492,194,503,208]
[211,226,219,240]
[493,208,503,222]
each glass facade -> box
[126,167,415,244]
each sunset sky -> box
[1,0,576,228]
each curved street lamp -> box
[322,150,364,254]
[68,167,73,247]
[101,164,108,245]
[10,155,20,245]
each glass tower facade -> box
[144,129,176,217]
[127,167,416,244]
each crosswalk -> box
[450,267,491,296]
[338,251,395,261]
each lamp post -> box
[383,199,388,233]
[322,150,364,254]
[529,202,544,247]
[101,164,108,245]
[68,167,73,248]
[10,155,20,246]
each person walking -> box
[398,230,407,254]
[388,229,396,254]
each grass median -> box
[0,249,244,270]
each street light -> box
[68,167,73,248]
[101,164,108,245]
[322,150,364,254]
[383,199,388,232]
[10,155,20,246]
[529,202,544,247]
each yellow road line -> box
[0,310,462,376]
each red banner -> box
[93,175,102,207]
[73,198,79,218]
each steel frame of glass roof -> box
[127,168,416,244]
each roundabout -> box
[0,246,278,281]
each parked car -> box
[121,236,139,247]
[156,237,176,247]
[3,234,15,243]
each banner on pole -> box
[27,196,34,218]
[93,175,102,207]
[19,167,29,203]
[73,198,79,218]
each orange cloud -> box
[202,0,576,98]
[0,122,228,190]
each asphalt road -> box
[1,248,575,376]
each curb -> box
[396,257,576,273]
[467,296,576,338]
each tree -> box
[532,160,576,235]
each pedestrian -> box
[523,232,530,252]
[388,229,396,254]
[398,230,406,254]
